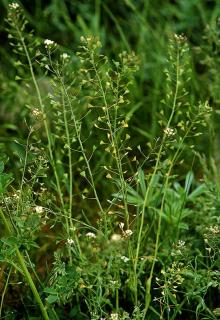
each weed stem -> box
[0,208,49,320]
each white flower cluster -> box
[177,240,185,248]
[32,108,41,117]
[110,313,119,320]
[164,127,175,137]
[174,33,186,42]
[120,256,129,263]
[67,238,74,245]
[35,206,43,214]
[9,3,20,9]
[44,39,57,48]
[124,229,133,237]
[86,232,96,239]
[208,225,219,234]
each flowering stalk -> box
[7,3,75,264]
[142,35,191,317]
[7,4,65,219]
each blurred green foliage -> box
[1,0,220,154]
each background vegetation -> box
[0,1,220,319]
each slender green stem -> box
[143,41,185,302]
[0,266,12,317]
[60,78,104,224]
[15,248,49,320]
[16,130,32,214]
[0,208,49,320]
[15,20,76,264]
[92,53,134,291]
[59,90,74,264]
[116,288,119,311]
[92,54,130,232]
[134,140,164,304]
[61,92,74,227]
[135,40,181,309]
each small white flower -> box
[32,108,41,117]
[61,53,70,60]
[174,33,186,42]
[205,247,211,253]
[111,234,121,241]
[44,39,57,48]
[35,206,43,214]
[110,313,119,320]
[120,255,129,263]
[177,240,185,247]
[164,127,175,137]
[67,238,74,245]
[124,229,133,237]
[119,222,124,230]
[9,3,19,9]
[86,232,96,239]
[13,192,19,199]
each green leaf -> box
[1,236,18,247]
[80,171,86,177]
[44,287,58,295]
[179,222,189,230]
[138,168,147,196]
[187,184,206,201]
[26,214,41,229]
[0,171,13,194]
[184,171,194,195]
[47,294,59,304]
[168,291,177,305]
[15,75,22,81]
